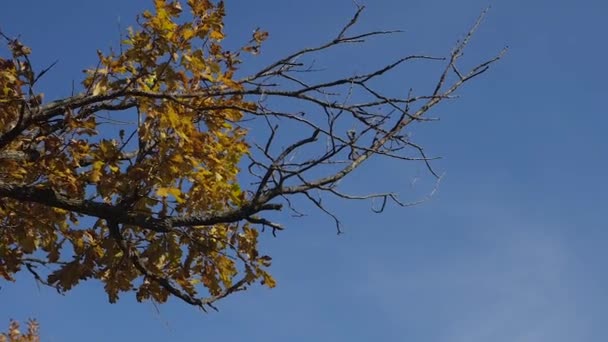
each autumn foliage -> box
[0,320,39,342]
[1,0,272,309]
[0,0,503,311]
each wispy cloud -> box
[355,204,586,342]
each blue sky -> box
[2,0,608,341]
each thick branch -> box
[0,183,281,232]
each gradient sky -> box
[2,0,608,341]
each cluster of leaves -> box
[1,0,274,310]
[0,320,39,342]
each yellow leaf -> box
[210,30,224,41]
[261,271,276,288]
[182,27,196,40]
[156,187,185,203]
[156,187,171,197]
[89,161,105,182]
[91,82,105,96]
[253,29,269,43]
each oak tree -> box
[0,0,504,311]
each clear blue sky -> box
[2,1,608,341]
